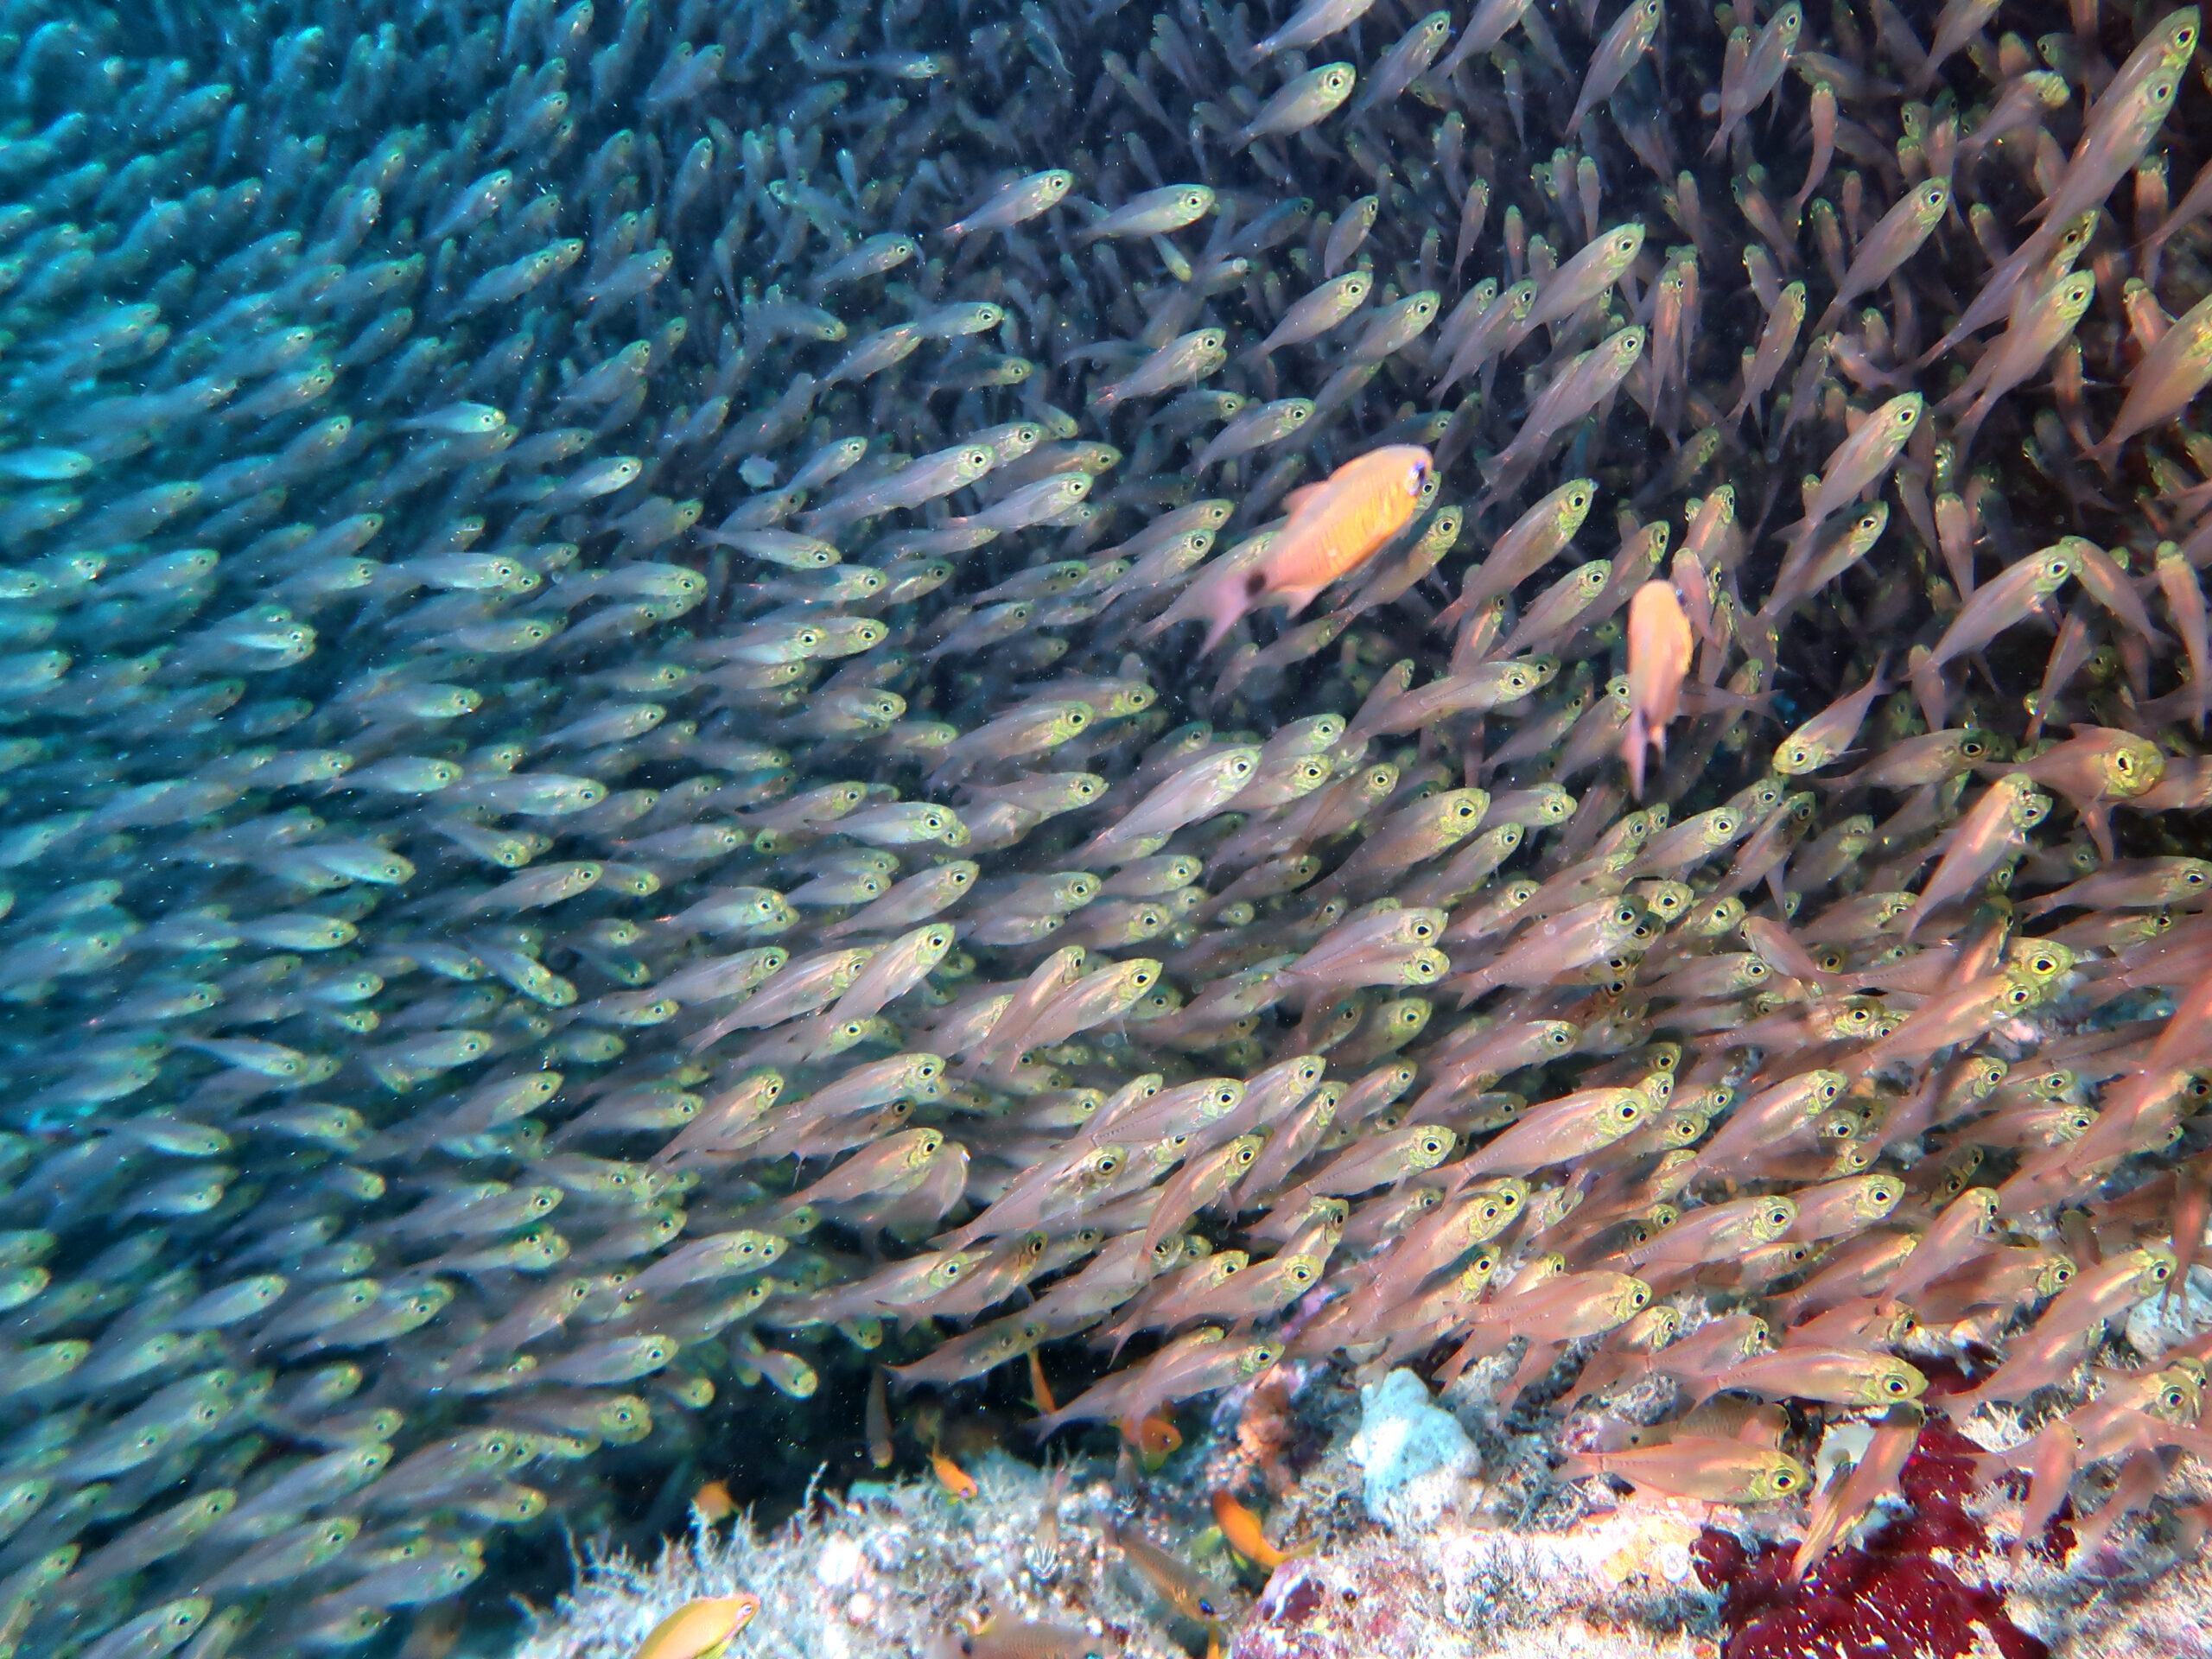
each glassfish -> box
[1562,1437,1810,1502]
[1107,1521,1228,1623]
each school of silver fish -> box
[4,0,2212,1651]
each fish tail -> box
[1197,569,1261,656]
[1913,327,1967,371]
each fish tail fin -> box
[1197,568,1262,656]
[1433,1330,1486,1386]
[1913,327,1966,371]
[1623,710,1651,800]
[1949,406,1986,470]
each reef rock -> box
[1348,1368,1480,1534]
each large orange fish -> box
[1198,444,1432,652]
[1622,579,1694,798]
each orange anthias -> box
[1198,444,1433,652]
[1128,1408,1184,1466]
[931,1445,980,1497]
[633,1596,762,1659]
[691,1479,735,1522]
[1211,1490,1290,1569]
[1622,578,1694,798]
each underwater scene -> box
[6,0,2212,1654]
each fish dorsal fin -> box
[1280,482,1326,518]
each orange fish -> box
[691,1479,735,1522]
[931,1445,979,1497]
[1198,444,1432,652]
[1211,1491,1289,1570]
[1130,1409,1184,1465]
[1622,579,1694,798]
[633,1596,761,1659]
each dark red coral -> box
[1691,1418,2050,1659]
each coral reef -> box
[524,1309,2212,1659]
[516,1459,1194,1659]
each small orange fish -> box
[931,1445,979,1498]
[1622,579,1694,798]
[1197,444,1432,652]
[1211,1491,1289,1570]
[1130,1409,1184,1465]
[691,1480,735,1522]
[633,1595,761,1659]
